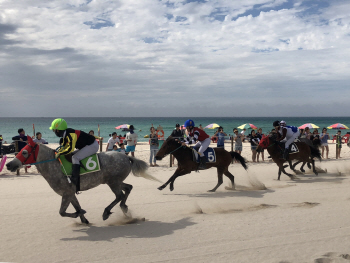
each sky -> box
[0,0,349,117]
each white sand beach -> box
[1,141,350,263]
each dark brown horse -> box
[257,134,321,180]
[155,136,247,192]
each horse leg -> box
[281,166,294,178]
[288,160,296,172]
[223,169,235,191]
[311,159,318,176]
[59,194,86,220]
[299,162,306,173]
[120,183,133,214]
[158,168,188,191]
[103,183,124,220]
[208,168,224,192]
[292,161,302,171]
[70,195,89,224]
[278,167,282,180]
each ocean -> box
[1,117,349,143]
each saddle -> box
[191,147,216,163]
[59,153,100,176]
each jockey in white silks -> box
[273,120,300,160]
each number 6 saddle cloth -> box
[191,146,217,163]
[59,153,101,176]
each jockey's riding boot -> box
[71,164,81,193]
[283,149,289,160]
[199,156,206,170]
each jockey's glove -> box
[55,153,60,159]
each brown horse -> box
[155,136,247,192]
[257,134,321,180]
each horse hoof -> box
[79,209,86,215]
[102,210,112,221]
[207,189,215,192]
[82,218,90,225]
[121,205,128,214]
[170,187,174,191]
[157,186,164,191]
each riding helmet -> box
[184,119,195,128]
[49,118,68,130]
[273,120,280,127]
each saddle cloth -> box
[59,153,100,176]
[289,143,299,154]
[191,147,216,163]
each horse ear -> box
[27,135,35,146]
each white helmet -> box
[280,120,286,127]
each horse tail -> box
[128,157,162,183]
[309,145,321,161]
[230,152,248,170]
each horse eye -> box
[22,150,29,158]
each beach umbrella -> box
[298,123,319,129]
[115,124,130,129]
[237,123,257,130]
[327,123,349,129]
[204,123,220,129]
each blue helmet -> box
[184,119,195,128]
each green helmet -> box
[49,118,67,130]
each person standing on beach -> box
[125,125,138,157]
[320,128,330,159]
[106,132,119,151]
[214,126,227,148]
[233,129,243,154]
[149,127,159,167]
[12,128,28,152]
[0,134,3,158]
[250,130,259,162]
[336,130,343,159]
[50,118,99,193]
[256,128,264,162]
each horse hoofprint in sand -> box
[6,136,160,224]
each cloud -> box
[0,0,349,117]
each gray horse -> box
[6,136,158,224]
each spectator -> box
[320,128,330,159]
[0,134,3,158]
[32,132,48,144]
[241,128,246,142]
[199,124,204,130]
[117,143,126,154]
[304,127,311,139]
[149,127,159,167]
[125,125,138,157]
[170,124,184,165]
[310,129,320,146]
[214,126,227,148]
[233,129,243,155]
[12,128,28,173]
[250,130,259,162]
[12,128,28,152]
[106,132,119,151]
[256,128,264,162]
[336,130,343,159]
[299,129,306,139]
[89,130,103,142]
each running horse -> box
[257,133,321,180]
[6,136,159,224]
[155,136,248,192]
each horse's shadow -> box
[289,173,347,184]
[166,188,274,199]
[61,217,196,242]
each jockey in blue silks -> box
[273,120,300,160]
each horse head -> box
[258,134,271,149]
[6,135,39,172]
[155,136,181,161]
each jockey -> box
[273,120,300,160]
[182,119,211,169]
[49,118,99,193]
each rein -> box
[163,145,184,158]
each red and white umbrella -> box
[115,124,130,129]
